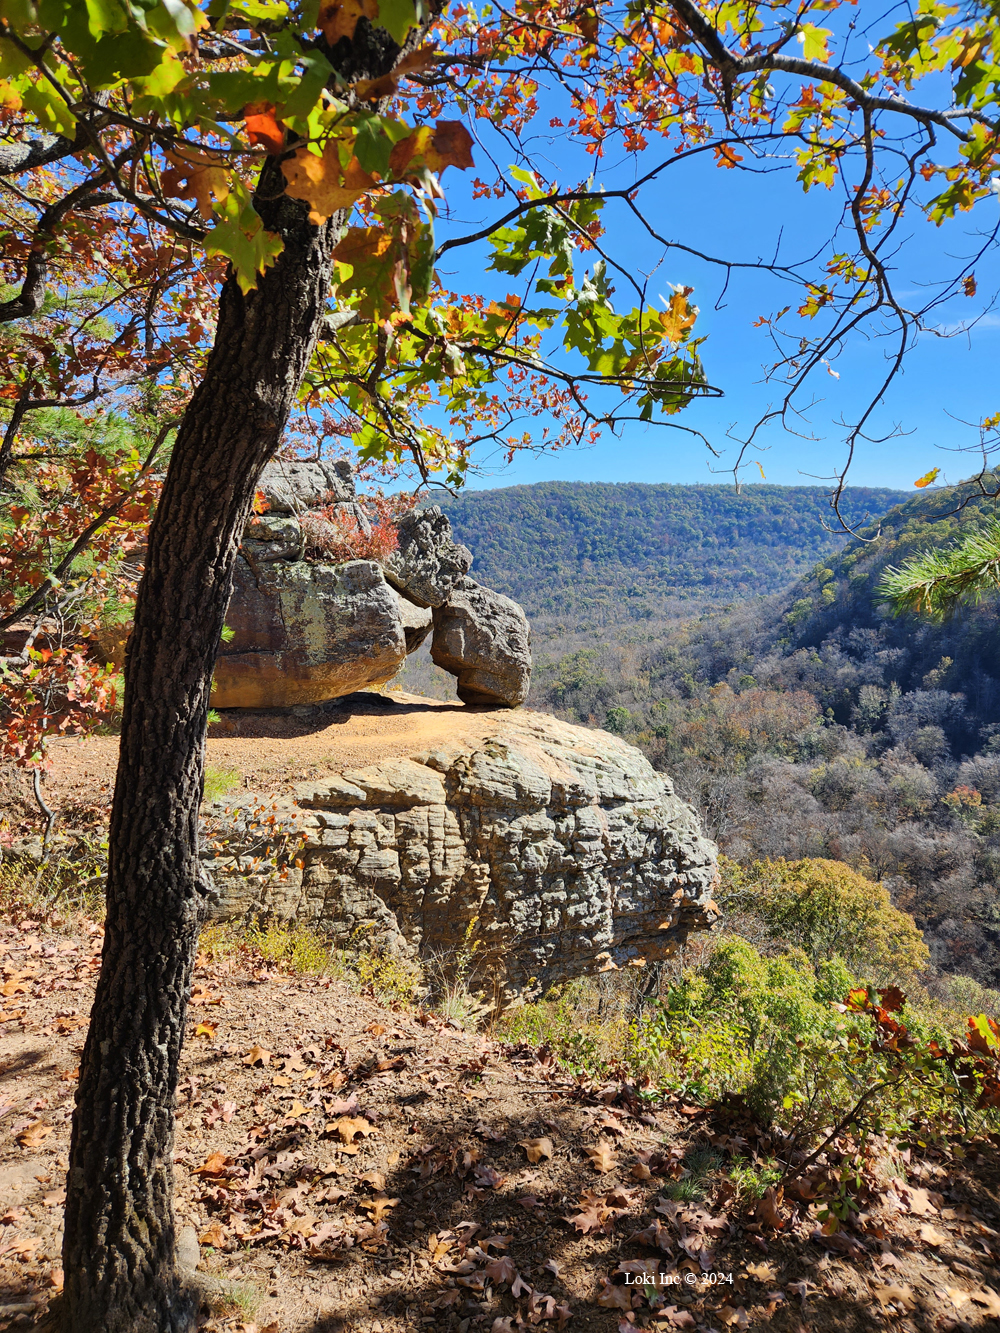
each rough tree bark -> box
[60,26,405,1331]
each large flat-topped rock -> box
[206,707,718,999]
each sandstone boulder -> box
[431,576,531,707]
[213,558,406,709]
[205,708,718,999]
[258,457,353,513]
[384,506,473,608]
[394,590,433,654]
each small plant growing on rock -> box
[299,490,415,566]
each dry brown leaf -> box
[360,1194,398,1222]
[918,1223,948,1245]
[518,1136,554,1164]
[199,1222,227,1248]
[745,1261,779,1283]
[754,1185,786,1230]
[872,1283,914,1309]
[906,1186,935,1215]
[585,1137,618,1173]
[272,1074,293,1088]
[0,1008,27,1023]
[242,1044,271,1067]
[192,1152,231,1177]
[971,1288,1000,1317]
[282,143,377,226]
[331,1115,378,1144]
[360,1170,386,1191]
[16,1122,52,1150]
[946,1288,971,1309]
[718,1307,750,1330]
[596,1278,633,1310]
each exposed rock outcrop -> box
[205,709,718,998]
[431,577,531,707]
[384,507,473,608]
[213,559,406,709]
[215,464,530,711]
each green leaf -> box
[205,208,284,293]
[375,0,418,44]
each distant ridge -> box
[425,481,909,621]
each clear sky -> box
[426,37,1000,496]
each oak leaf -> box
[389,121,474,179]
[161,148,229,222]
[242,1043,271,1067]
[872,1283,914,1309]
[192,1152,231,1176]
[971,1288,1000,1317]
[518,1136,554,1163]
[596,1278,633,1310]
[331,1115,378,1143]
[585,1137,618,1173]
[16,1121,52,1149]
[360,1194,398,1222]
[199,1222,227,1248]
[282,143,377,225]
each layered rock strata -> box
[205,710,718,998]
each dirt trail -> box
[39,693,506,807]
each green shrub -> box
[719,856,929,981]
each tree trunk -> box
[60,169,341,1331]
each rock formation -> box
[215,459,530,710]
[431,576,531,707]
[205,709,718,999]
[213,558,407,709]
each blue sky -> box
[425,35,1000,496]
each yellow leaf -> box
[194,1021,217,1039]
[318,0,379,44]
[913,467,940,488]
[281,143,377,225]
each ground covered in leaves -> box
[4,916,1000,1333]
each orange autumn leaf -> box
[161,147,229,222]
[193,1152,231,1176]
[245,102,284,155]
[914,467,940,488]
[281,143,377,225]
[318,0,378,45]
[194,1020,217,1039]
[331,1115,378,1143]
[389,121,475,178]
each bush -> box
[720,856,929,981]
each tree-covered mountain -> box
[430,481,908,624]
[399,474,1000,987]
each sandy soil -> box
[34,693,508,809]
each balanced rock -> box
[431,576,531,707]
[205,708,718,998]
[213,558,406,709]
[384,507,473,608]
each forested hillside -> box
[431,481,907,624]
[399,474,1000,988]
